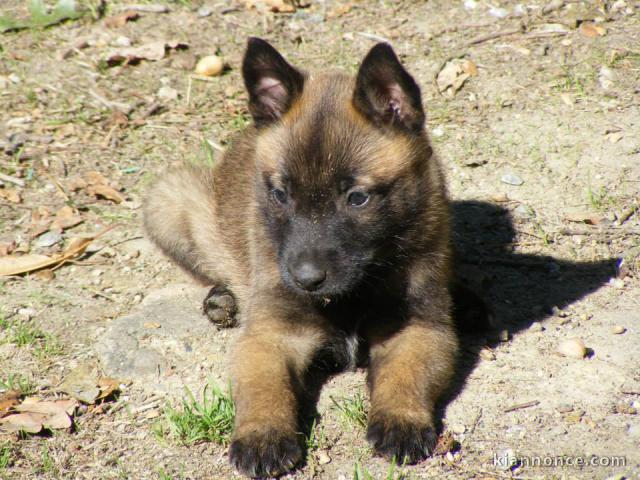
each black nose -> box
[290,261,326,291]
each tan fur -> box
[143,46,458,478]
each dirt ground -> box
[1,1,639,479]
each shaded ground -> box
[1,1,639,479]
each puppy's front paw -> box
[203,285,237,328]
[367,416,437,464]
[229,428,302,478]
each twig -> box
[467,27,524,47]
[88,89,132,114]
[504,400,540,413]
[85,287,115,302]
[206,139,226,153]
[355,32,391,43]
[0,172,25,187]
[117,4,170,13]
[522,31,569,40]
[618,204,639,225]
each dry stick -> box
[0,172,25,187]
[619,204,639,224]
[504,400,540,413]
[466,27,524,47]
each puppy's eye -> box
[272,188,287,205]
[347,190,370,207]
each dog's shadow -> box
[444,200,617,412]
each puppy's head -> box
[243,38,434,299]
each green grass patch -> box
[154,384,234,445]
[0,314,63,359]
[0,443,14,470]
[330,393,368,429]
[354,457,408,480]
[0,374,36,395]
[0,0,84,33]
[305,418,327,451]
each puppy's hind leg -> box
[143,166,220,285]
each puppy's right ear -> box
[242,38,305,127]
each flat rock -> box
[95,284,234,389]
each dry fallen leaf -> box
[437,59,473,95]
[51,205,83,231]
[0,412,44,433]
[245,0,296,13]
[0,398,77,433]
[460,59,478,76]
[97,377,121,400]
[0,188,22,203]
[434,431,456,455]
[565,212,602,225]
[579,22,606,38]
[104,10,140,28]
[0,226,114,277]
[87,183,126,204]
[0,241,16,256]
[143,322,161,329]
[105,41,188,66]
[0,390,21,417]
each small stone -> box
[197,6,213,17]
[514,204,535,219]
[17,307,35,319]
[133,294,143,304]
[479,349,496,361]
[114,36,132,47]
[157,86,178,102]
[445,451,455,463]
[529,322,544,332]
[450,424,466,435]
[557,404,573,413]
[499,329,510,342]
[34,230,62,248]
[611,325,626,334]
[8,73,20,84]
[557,338,587,359]
[91,269,104,277]
[316,451,331,465]
[489,6,509,18]
[432,126,445,137]
[195,55,224,77]
[501,173,524,186]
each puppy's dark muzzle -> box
[289,258,327,291]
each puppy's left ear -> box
[353,43,425,133]
[242,37,305,127]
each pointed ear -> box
[353,43,425,133]
[242,37,305,127]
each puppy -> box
[143,38,458,478]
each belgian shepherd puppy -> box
[143,38,457,477]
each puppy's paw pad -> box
[203,286,237,328]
